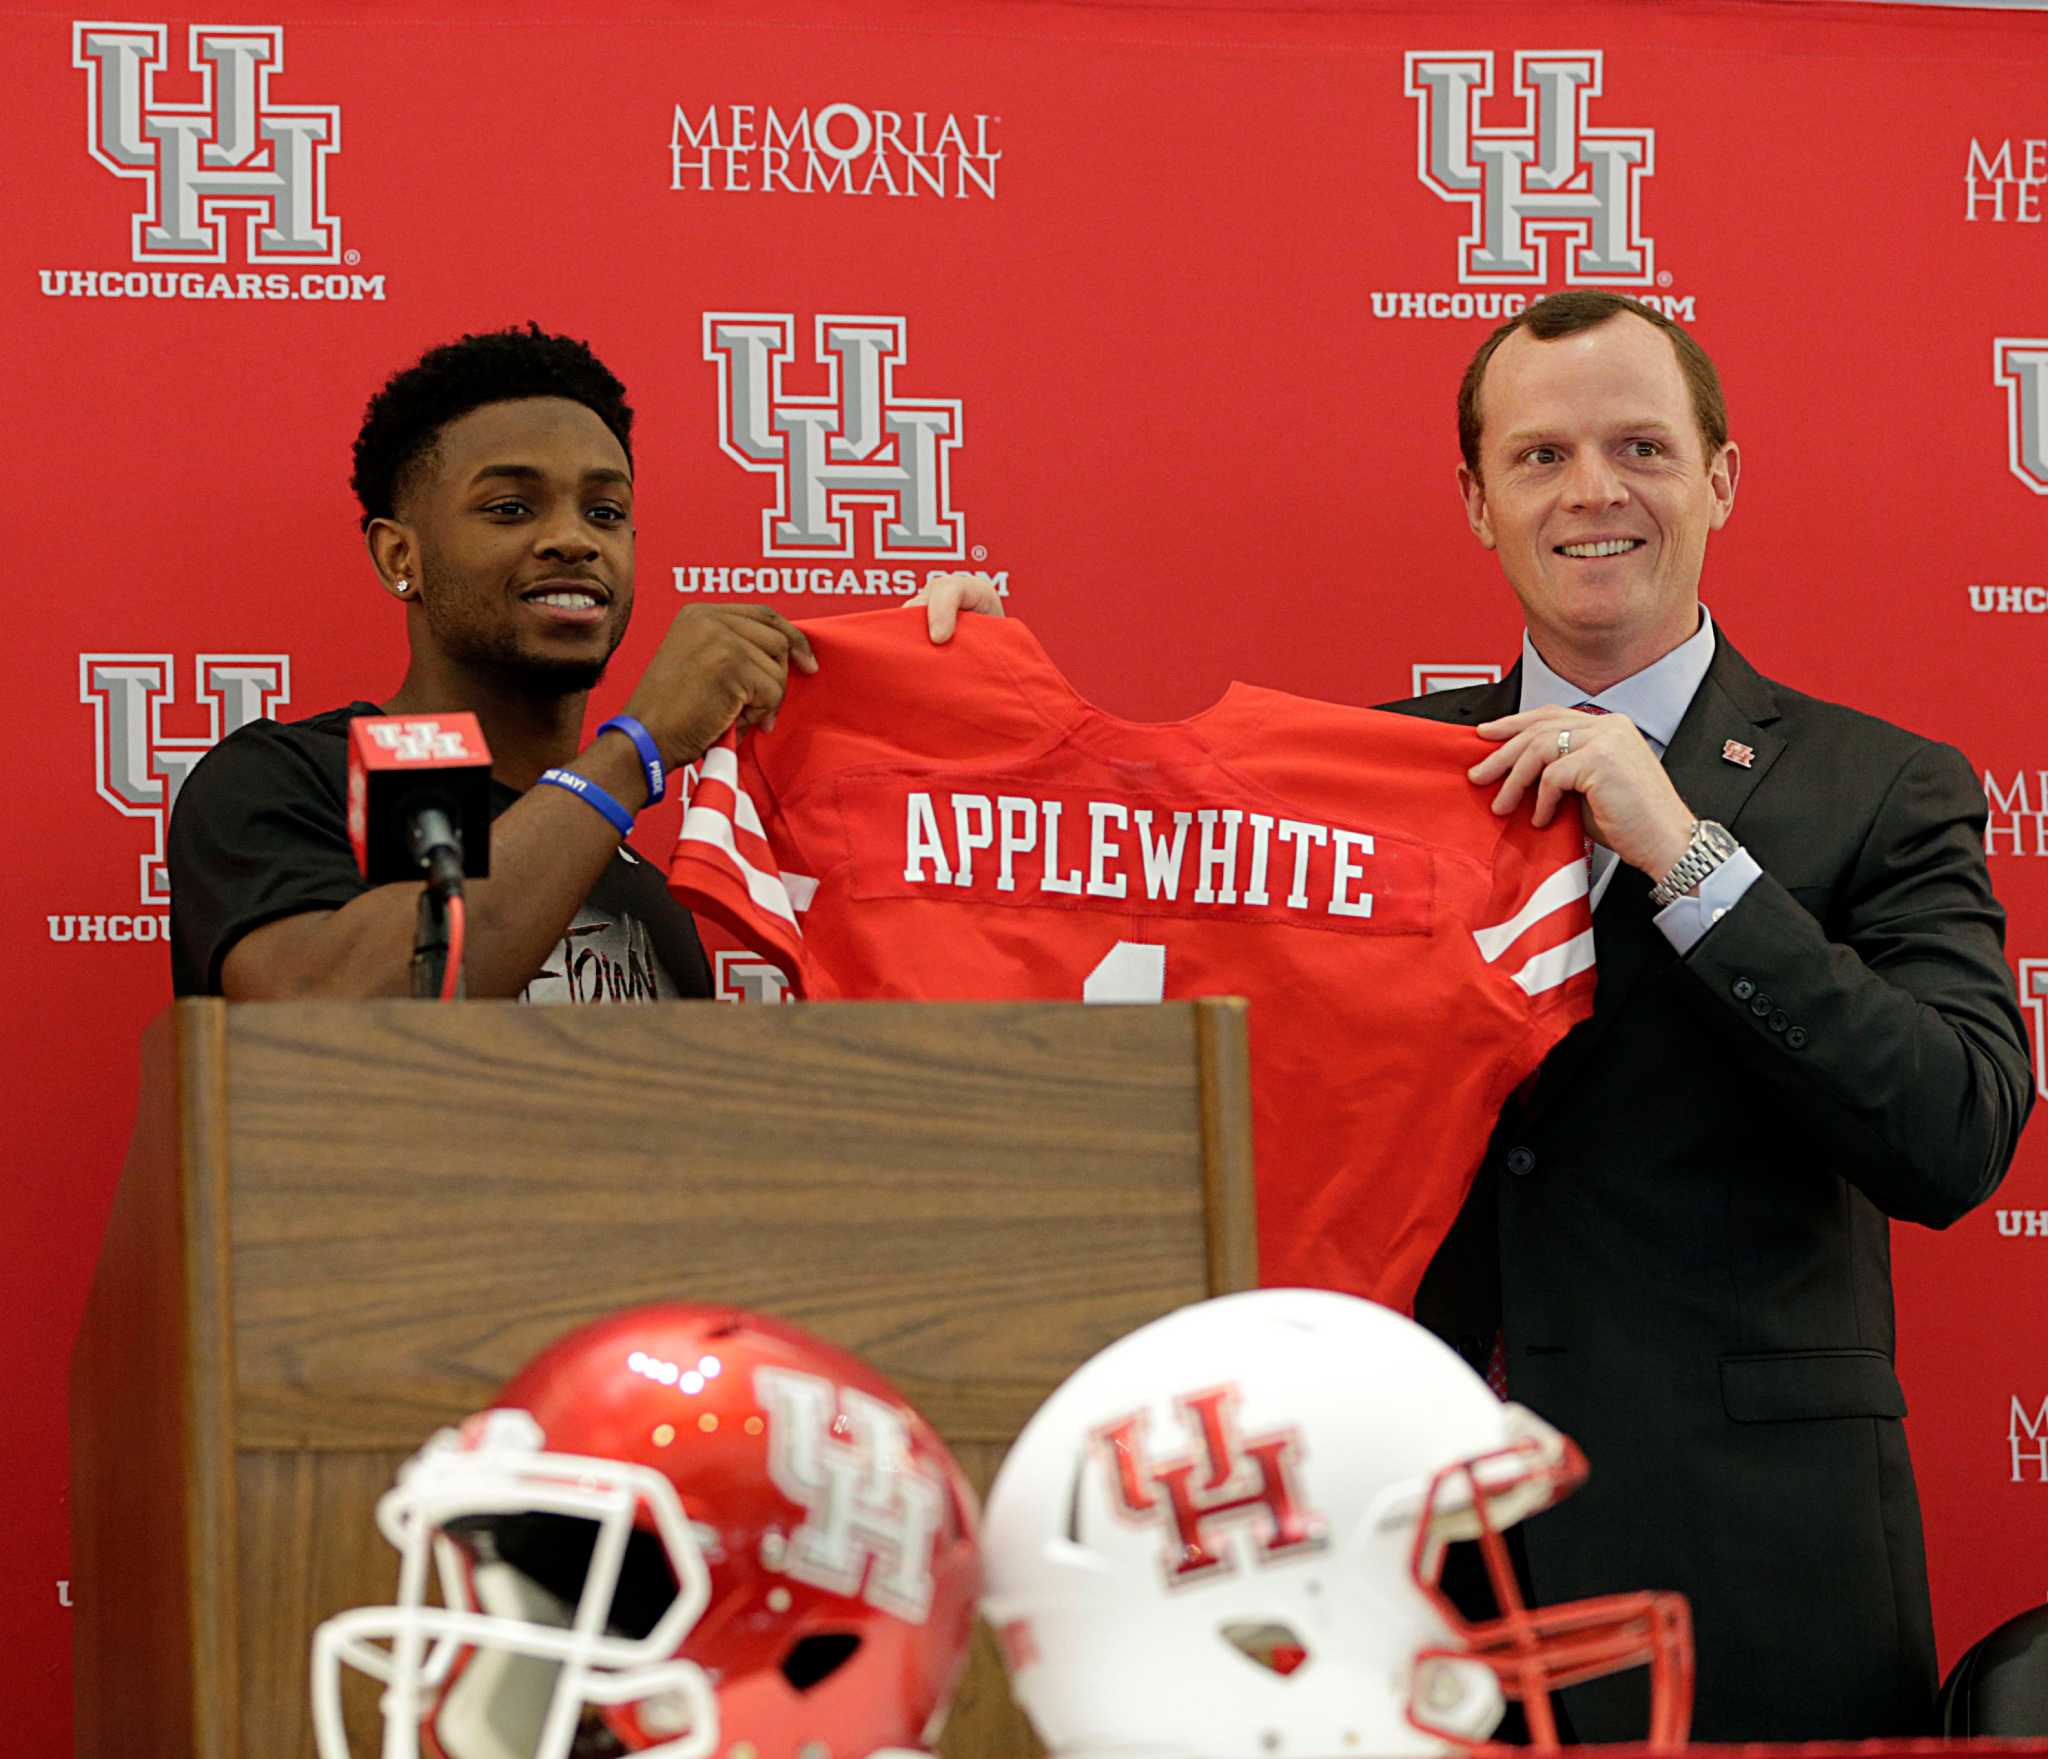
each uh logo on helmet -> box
[312,1304,981,1759]
[982,1288,1694,1759]
[1094,1386,1325,1589]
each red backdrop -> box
[9,0,2046,1740]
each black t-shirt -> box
[167,703,712,1001]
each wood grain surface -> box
[70,1003,242,1759]
[77,996,1256,1759]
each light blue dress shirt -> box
[1515,606,1761,954]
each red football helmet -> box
[313,1305,982,1759]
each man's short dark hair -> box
[351,323,635,531]
[1457,291,1728,482]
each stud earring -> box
[393,578,410,595]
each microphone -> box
[347,713,494,892]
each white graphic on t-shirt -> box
[521,904,677,1003]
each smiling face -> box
[1458,313,1738,684]
[387,396,636,697]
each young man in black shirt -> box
[169,324,995,1000]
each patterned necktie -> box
[1485,1330,1510,1400]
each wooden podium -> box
[72,997,1256,1759]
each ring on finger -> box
[1557,728,1573,757]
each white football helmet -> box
[981,1289,1691,1758]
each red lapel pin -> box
[1722,739,1756,769]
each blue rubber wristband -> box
[595,713,666,806]
[536,767,636,837]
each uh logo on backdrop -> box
[45,21,385,303]
[75,22,336,261]
[56,654,291,945]
[675,309,1004,1003]
[1375,50,1695,326]
[673,312,1005,607]
[1972,345,2048,869]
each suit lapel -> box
[1658,638,1785,834]
[1518,633,1786,1120]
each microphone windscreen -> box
[347,713,494,883]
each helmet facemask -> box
[1407,1410,1695,1753]
[312,1411,718,1759]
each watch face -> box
[1699,820,1740,859]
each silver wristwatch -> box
[1648,819,1741,909]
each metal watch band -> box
[1648,820,1734,910]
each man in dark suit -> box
[1383,291,2033,1742]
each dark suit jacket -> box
[1382,630,2033,1742]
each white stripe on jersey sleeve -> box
[1509,928,1596,997]
[678,802,802,931]
[1471,858,1591,964]
[698,742,770,840]
[781,871,819,913]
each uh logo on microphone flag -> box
[346,712,493,884]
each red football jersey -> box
[666,611,1593,1309]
